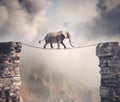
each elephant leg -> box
[50,43,53,48]
[44,43,48,48]
[61,42,66,48]
[57,42,60,49]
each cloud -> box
[0,0,51,41]
[83,0,120,39]
[63,0,120,39]
[94,0,120,37]
[59,0,98,23]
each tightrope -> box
[21,42,98,50]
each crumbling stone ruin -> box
[96,42,120,102]
[0,42,22,102]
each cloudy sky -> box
[0,0,120,87]
[0,0,120,41]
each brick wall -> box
[0,42,22,102]
[96,42,120,102]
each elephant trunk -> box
[68,35,74,47]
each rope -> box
[21,42,98,50]
[21,42,45,49]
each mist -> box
[20,44,100,87]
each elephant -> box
[39,31,74,49]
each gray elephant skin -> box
[39,31,74,49]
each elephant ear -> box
[63,31,69,38]
[58,31,66,37]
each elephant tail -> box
[39,38,45,43]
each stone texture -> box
[0,42,22,102]
[96,42,120,102]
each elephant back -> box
[45,32,65,43]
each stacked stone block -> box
[96,42,120,102]
[0,42,22,102]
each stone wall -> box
[96,42,120,102]
[0,42,22,102]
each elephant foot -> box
[63,46,66,49]
[64,46,66,49]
